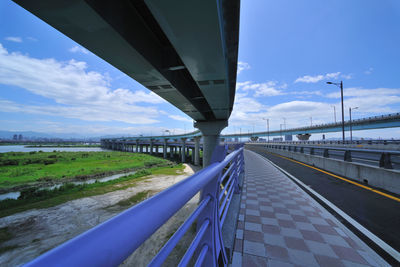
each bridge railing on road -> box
[258,139,400,145]
[261,144,400,169]
[25,145,244,267]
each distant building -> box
[18,134,23,141]
[13,134,18,141]
[273,137,283,142]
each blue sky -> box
[1,0,400,139]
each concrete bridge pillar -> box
[194,120,228,167]
[135,140,139,153]
[181,138,186,163]
[140,144,143,153]
[163,139,168,159]
[150,140,154,155]
[194,136,201,166]
[155,143,159,154]
[170,145,174,158]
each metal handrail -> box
[25,146,244,267]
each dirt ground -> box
[0,164,201,266]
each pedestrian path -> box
[231,150,388,267]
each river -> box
[0,145,108,153]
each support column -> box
[140,144,143,153]
[194,120,228,167]
[181,138,186,163]
[136,140,139,153]
[163,139,168,159]
[170,145,174,158]
[150,140,154,155]
[194,136,201,166]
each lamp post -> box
[327,81,345,142]
[349,107,358,142]
[280,124,283,141]
[331,105,337,123]
[262,118,269,142]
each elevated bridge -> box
[14,0,400,266]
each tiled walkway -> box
[231,150,388,267]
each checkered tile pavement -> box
[231,150,388,267]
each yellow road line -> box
[266,151,400,203]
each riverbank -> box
[0,151,170,191]
[0,164,199,266]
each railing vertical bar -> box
[194,245,208,267]
[178,219,210,267]
[218,174,236,218]
[149,196,211,267]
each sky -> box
[1,0,400,139]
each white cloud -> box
[27,37,38,42]
[295,72,341,83]
[294,72,353,83]
[69,45,89,54]
[326,87,400,98]
[0,43,165,124]
[168,115,192,123]
[237,61,250,74]
[364,67,373,75]
[5,36,22,43]
[236,81,285,97]
[227,84,400,133]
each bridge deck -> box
[231,150,387,266]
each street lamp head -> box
[326,82,333,84]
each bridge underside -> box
[14,0,240,122]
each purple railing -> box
[24,145,244,267]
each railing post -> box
[344,150,352,162]
[196,146,227,266]
[310,148,314,155]
[323,149,329,158]
[379,153,393,169]
[300,147,304,153]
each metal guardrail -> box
[260,144,400,169]
[261,139,400,145]
[25,145,244,267]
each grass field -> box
[0,151,170,188]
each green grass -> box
[0,151,171,188]
[0,163,185,218]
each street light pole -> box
[349,107,358,142]
[262,118,269,142]
[331,105,336,123]
[327,81,345,142]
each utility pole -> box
[331,105,337,123]
[349,107,358,143]
[283,117,286,130]
[262,118,269,142]
[327,81,345,142]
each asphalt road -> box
[246,146,400,257]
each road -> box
[246,145,400,260]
